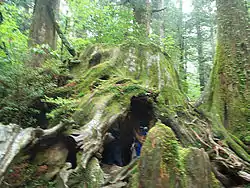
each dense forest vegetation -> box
[0,0,249,187]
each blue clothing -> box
[134,126,148,156]
[135,141,142,156]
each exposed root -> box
[70,97,126,168]
[0,122,64,182]
[103,158,138,186]
[161,103,250,184]
[238,171,250,182]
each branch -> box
[0,79,10,88]
[152,7,167,13]
[47,6,76,57]
[0,12,3,24]
[238,171,250,181]
[0,42,11,61]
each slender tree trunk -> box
[159,0,165,39]
[196,20,205,91]
[210,14,216,62]
[206,0,250,133]
[177,0,187,92]
[145,0,151,35]
[192,0,205,92]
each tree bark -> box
[133,0,152,35]
[177,0,187,93]
[28,0,60,66]
[205,0,250,134]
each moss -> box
[139,122,184,188]
[67,157,104,188]
[137,122,219,187]
[72,42,184,102]
[40,42,227,187]
[230,133,250,153]
[50,42,186,135]
[211,172,221,188]
[203,41,250,150]
[178,148,190,187]
[127,165,140,188]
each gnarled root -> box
[0,122,64,183]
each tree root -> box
[70,97,127,168]
[103,158,138,185]
[0,122,64,183]
[161,103,250,184]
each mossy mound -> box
[129,122,219,188]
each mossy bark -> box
[129,122,218,188]
[204,0,250,142]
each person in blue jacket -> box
[133,126,148,156]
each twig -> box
[0,42,11,61]
[190,128,211,148]
[152,7,167,13]
[47,6,76,57]
[0,79,10,88]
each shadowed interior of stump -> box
[30,135,78,169]
[101,96,156,167]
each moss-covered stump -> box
[131,122,219,188]
[1,43,250,187]
[138,122,182,188]
[62,42,186,169]
[183,148,221,188]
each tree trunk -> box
[177,0,187,93]
[205,0,250,136]
[196,17,205,92]
[133,0,151,35]
[192,0,206,92]
[159,0,165,39]
[28,0,59,66]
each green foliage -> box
[0,64,56,127]
[245,184,250,188]
[186,72,201,100]
[0,3,30,63]
[43,96,78,123]
[67,0,142,46]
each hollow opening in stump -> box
[101,96,156,167]
[65,136,78,169]
[29,135,78,169]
